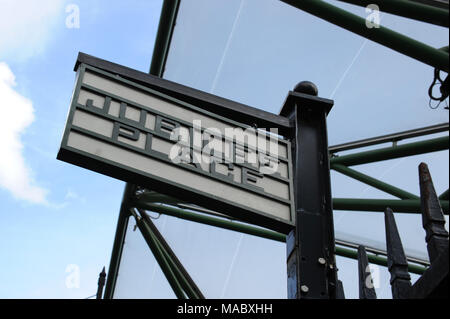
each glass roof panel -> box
[149,0,449,298]
[113,217,177,298]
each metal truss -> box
[99,0,449,299]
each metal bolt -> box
[329,264,334,269]
[318,258,326,265]
[300,285,309,293]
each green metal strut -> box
[331,164,419,199]
[336,0,449,27]
[439,189,449,200]
[132,209,187,299]
[134,201,427,275]
[149,0,180,77]
[333,198,449,214]
[139,210,204,299]
[280,0,449,71]
[330,136,449,167]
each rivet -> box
[318,258,326,265]
[300,285,309,293]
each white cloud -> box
[0,62,48,204]
[64,189,86,203]
[0,0,64,61]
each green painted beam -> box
[337,0,448,27]
[331,164,419,199]
[149,0,180,77]
[139,208,205,299]
[134,201,286,242]
[103,183,136,299]
[333,198,449,214]
[439,189,449,200]
[133,211,186,299]
[138,191,184,205]
[146,219,201,299]
[280,0,449,71]
[134,201,426,275]
[330,136,449,167]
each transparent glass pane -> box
[165,0,449,145]
[154,0,448,298]
[150,213,287,298]
[113,217,176,298]
[332,146,449,262]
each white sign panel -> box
[58,63,295,232]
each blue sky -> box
[0,0,448,299]
[0,0,163,298]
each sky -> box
[0,0,164,298]
[0,0,448,299]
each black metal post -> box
[96,267,106,299]
[419,163,449,263]
[384,207,411,299]
[357,245,377,299]
[409,163,449,298]
[282,82,337,299]
[336,280,346,299]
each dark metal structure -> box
[282,84,337,299]
[356,164,449,299]
[358,246,377,299]
[94,0,449,299]
[96,267,106,299]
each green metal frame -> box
[329,131,449,215]
[331,164,419,199]
[281,0,449,71]
[103,183,135,299]
[132,208,187,299]
[330,136,448,166]
[336,0,449,27]
[138,207,205,298]
[149,0,180,77]
[133,200,427,275]
[103,0,449,298]
[333,198,448,214]
[112,123,447,298]
[440,189,449,200]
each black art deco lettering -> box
[259,153,281,177]
[210,160,234,182]
[112,122,140,141]
[105,108,275,196]
[118,102,147,127]
[155,115,180,140]
[85,96,111,113]
[242,167,264,193]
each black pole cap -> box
[279,80,332,117]
[294,81,318,96]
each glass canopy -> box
[112,0,448,299]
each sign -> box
[58,61,295,232]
